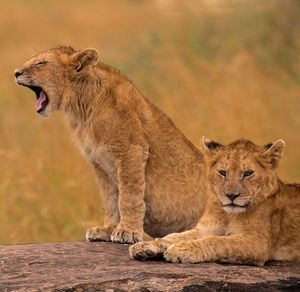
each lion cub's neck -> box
[65,63,133,129]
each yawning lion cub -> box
[15,47,208,243]
[130,137,300,265]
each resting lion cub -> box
[14,47,208,243]
[130,137,300,265]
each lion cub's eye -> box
[243,170,254,179]
[35,61,48,66]
[218,170,226,177]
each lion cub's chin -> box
[37,109,51,118]
[223,205,248,214]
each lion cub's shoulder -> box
[277,182,300,208]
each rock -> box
[0,241,299,291]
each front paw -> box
[129,241,164,260]
[111,225,143,244]
[164,242,203,263]
[85,226,112,242]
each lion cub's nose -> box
[226,193,240,201]
[14,70,23,79]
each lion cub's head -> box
[14,47,99,117]
[202,137,285,214]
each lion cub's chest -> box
[79,140,117,183]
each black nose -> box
[14,70,23,79]
[226,193,240,201]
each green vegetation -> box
[0,0,299,244]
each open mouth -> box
[27,86,49,113]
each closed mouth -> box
[223,202,250,208]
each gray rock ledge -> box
[0,241,299,291]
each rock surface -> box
[0,241,299,291]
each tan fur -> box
[15,47,208,243]
[130,137,300,265]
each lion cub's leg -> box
[164,235,269,265]
[130,208,226,260]
[86,164,119,242]
[111,145,149,244]
[129,229,203,260]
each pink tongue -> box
[36,90,47,111]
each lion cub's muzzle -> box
[14,69,49,114]
[225,192,241,202]
[14,70,23,80]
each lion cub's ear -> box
[261,139,285,169]
[202,136,223,154]
[71,48,99,72]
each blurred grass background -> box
[0,0,299,244]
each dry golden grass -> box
[0,0,299,243]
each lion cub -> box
[130,137,300,265]
[15,47,208,243]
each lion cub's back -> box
[272,182,300,261]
